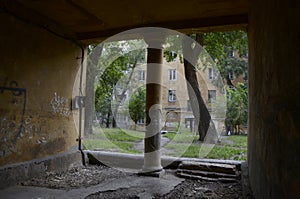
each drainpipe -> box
[78,46,86,166]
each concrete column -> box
[141,34,166,176]
[248,0,300,198]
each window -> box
[208,90,216,103]
[137,118,145,124]
[168,90,176,102]
[171,51,177,62]
[168,69,176,81]
[187,100,192,111]
[208,68,214,80]
[138,70,145,81]
[229,71,234,80]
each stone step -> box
[176,172,239,183]
[177,169,240,179]
[178,161,239,175]
[176,161,241,183]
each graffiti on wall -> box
[50,92,71,117]
[0,77,27,157]
[0,79,71,158]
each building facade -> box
[116,54,226,133]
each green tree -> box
[163,31,248,140]
[95,56,125,127]
[85,44,103,134]
[94,40,145,128]
[182,34,212,141]
[202,31,248,87]
[226,83,248,134]
[203,31,248,133]
[128,86,146,130]
[163,34,214,141]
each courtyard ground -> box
[0,165,244,199]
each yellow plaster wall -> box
[0,12,82,166]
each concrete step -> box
[177,169,240,179]
[176,172,239,183]
[176,161,241,183]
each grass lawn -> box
[163,131,199,143]
[88,128,144,141]
[163,131,247,160]
[83,139,141,154]
[84,128,144,154]
[84,128,247,161]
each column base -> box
[138,169,165,178]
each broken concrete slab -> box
[0,151,82,189]
[0,171,184,199]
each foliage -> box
[94,40,146,127]
[163,31,248,85]
[226,83,248,133]
[128,86,146,128]
[95,56,128,127]
[206,145,247,160]
[203,31,248,62]
[203,31,248,87]
[163,31,248,141]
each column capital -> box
[143,31,167,49]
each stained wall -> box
[0,12,82,166]
[248,0,300,198]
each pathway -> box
[134,136,176,156]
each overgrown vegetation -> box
[226,83,248,134]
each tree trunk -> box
[112,117,117,128]
[111,50,143,129]
[106,112,110,128]
[182,34,211,141]
[84,45,103,134]
[225,74,235,88]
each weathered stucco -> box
[0,12,82,166]
[248,0,300,198]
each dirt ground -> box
[20,165,243,199]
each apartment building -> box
[116,55,225,133]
